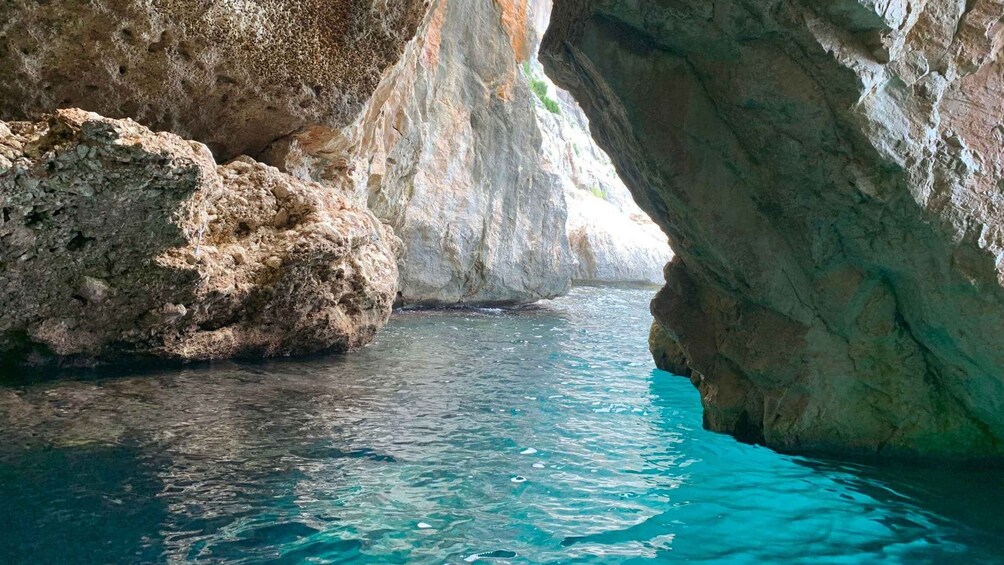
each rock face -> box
[0,0,426,160]
[527,0,672,285]
[0,109,398,366]
[564,192,672,285]
[544,1,1004,457]
[649,320,692,378]
[531,83,673,285]
[278,0,574,305]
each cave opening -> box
[2,0,1004,561]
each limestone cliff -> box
[275,0,574,305]
[358,0,574,305]
[0,110,398,366]
[528,0,673,286]
[528,64,673,285]
[544,1,1004,457]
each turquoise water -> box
[1,286,1002,563]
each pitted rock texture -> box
[278,0,573,306]
[0,0,425,160]
[544,1,1004,456]
[0,110,398,367]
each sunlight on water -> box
[1,287,1002,563]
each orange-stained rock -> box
[495,0,532,61]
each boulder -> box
[0,109,399,367]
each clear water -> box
[1,286,1002,564]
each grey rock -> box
[543,0,1004,457]
[76,277,111,304]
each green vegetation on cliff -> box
[523,61,560,115]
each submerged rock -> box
[0,109,398,367]
[543,1,1004,456]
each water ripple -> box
[0,287,1002,563]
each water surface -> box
[1,286,1002,563]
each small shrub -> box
[588,185,607,200]
[523,63,562,115]
[530,78,548,99]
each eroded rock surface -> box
[0,110,398,366]
[544,1,1004,456]
[0,0,425,159]
[276,0,573,305]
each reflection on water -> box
[1,287,1002,563]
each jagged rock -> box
[0,109,399,367]
[544,1,1004,457]
[0,0,426,160]
[274,0,573,305]
[649,321,692,377]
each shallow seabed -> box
[1,286,1002,563]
